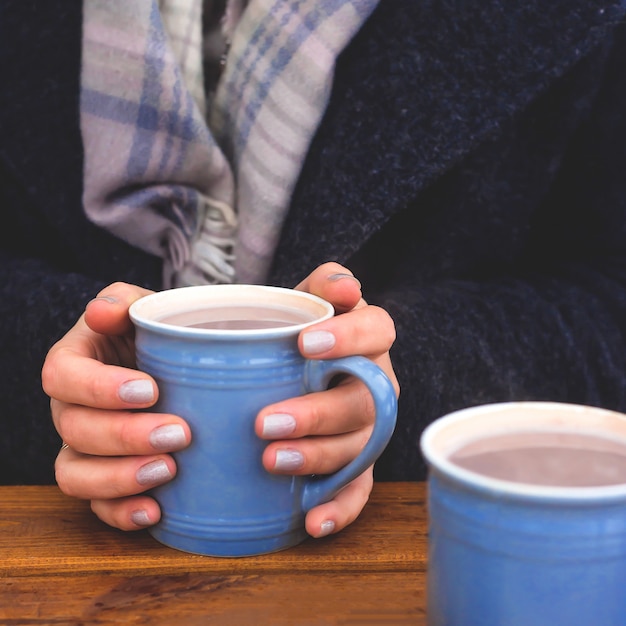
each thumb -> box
[85,282,154,336]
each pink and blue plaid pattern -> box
[80,0,378,286]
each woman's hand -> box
[42,282,192,529]
[42,262,399,537]
[257,262,399,538]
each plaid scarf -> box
[80,0,379,287]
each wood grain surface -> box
[0,482,426,625]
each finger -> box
[299,304,397,360]
[84,282,154,336]
[262,426,373,476]
[42,284,159,408]
[43,341,157,409]
[295,262,364,313]
[91,495,162,531]
[52,401,190,456]
[304,468,374,538]
[55,447,176,500]
[256,378,374,440]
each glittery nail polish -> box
[318,520,336,537]
[302,330,336,355]
[274,449,305,471]
[119,379,155,404]
[130,509,152,527]
[136,459,172,486]
[149,424,187,450]
[262,413,297,438]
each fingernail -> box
[262,413,297,438]
[130,509,152,527]
[274,449,305,471]
[318,520,336,537]
[136,459,172,486]
[328,273,361,288]
[119,379,154,404]
[302,330,336,355]
[88,295,118,306]
[149,424,187,450]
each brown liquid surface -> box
[159,305,316,330]
[449,432,626,487]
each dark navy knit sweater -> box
[1,0,626,483]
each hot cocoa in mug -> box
[449,430,626,487]
[421,401,626,626]
[159,303,318,330]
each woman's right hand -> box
[41,282,192,530]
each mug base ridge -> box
[148,525,309,557]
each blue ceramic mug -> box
[420,401,626,626]
[129,284,397,557]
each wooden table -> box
[0,482,426,625]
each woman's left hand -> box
[255,262,399,538]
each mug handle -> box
[300,356,398,511]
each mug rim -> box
[420,401,626,501]
[129,284,334,338]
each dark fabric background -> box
[1,0,625,483]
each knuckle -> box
[358,426,374,454]
[107,480,132,500]
[55,405,80,448]
[89,500,102,521]
[306,445,325,472]
[40,351,60,396]
[90,500,115,528]
[357,384,377,424]
[354,473,373,507]
[371,305,397,346]
[307,403,325,436]
[381,363,400,398]
[91,499,130,531]
[85,365,112,405]
[117,417,138,453]
[49,398,60,429]
[338,473,373,527]
[54,461,75,497]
